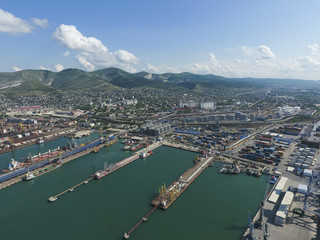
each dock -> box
[122,154,214,239]
[0,137,117,191]
[151,155,214,209]
[123,205,158,239]
[48,142,162,202]
[48,177,93,202]
[162,141,200,153]
[95,141,163,180]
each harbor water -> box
[0,136,268,240]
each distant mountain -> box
[0,67,319,95]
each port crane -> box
[246,211,257,240]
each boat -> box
[37,138,44,144]
[23,163,62,181]
[246,169,254,175]
[269,175,278,184]
[92,148,99,153]
[140,152,147,158]
[252,170,261,177]
[94,163,118,179]
[122,145,131,150]
[219,167,226,173]
[130,144,143,151]
[7,159,21,171]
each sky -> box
[1,0,320,79]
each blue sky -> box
[1,0,320,79]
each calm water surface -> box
[0,136,267,240]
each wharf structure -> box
[0,135,117,190]
[124,154,214,239]
[151,155,213,209]
[49,141,162,202]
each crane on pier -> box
[246,211,257,240]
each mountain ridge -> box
[0,67,319,95]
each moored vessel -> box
[24,162,62,181]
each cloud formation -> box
[146,43,320,80]
[31,18,49,28]
[54,64,64,72]
[63,51,70,56]
[39,66,50,70]
[0,9,32,34]
[12,66,22,71]
[53,24,138,72]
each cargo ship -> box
[24,162,62,180]
[130,144,143,151]
[0,136,111,184]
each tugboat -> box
[92,148,99,153]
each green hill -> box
[0,67,319,95]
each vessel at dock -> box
[6,159,21,171]
[94,162,118,179]
[122,145,131,150]
[0,136,113,184]
[92,148,100,153]
[130,144,143,151]
[140,151,153,158]
[24,162,62,181]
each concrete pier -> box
[162,141,201,153]
[48,177,94,202]
[151,156,214,209]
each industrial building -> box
[140,122,171,136]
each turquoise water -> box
[0,138,267,240]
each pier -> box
[0,137,117,191]
[48,142,162,202]
[151,155,214,209]
[123,205,158,239]
[48,177,93,202]
[162,141,200,153]
[122,154,214,239]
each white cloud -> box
[53,24,138,72]
[145,63,179,74]
[115,50,138,63]
[54,64,64,72]
[242,45,275,59]
[257,45,276,59]
[308,43,319,55]
[39,66,50,70]
[63,51,70,56]
[31,18,49,28]
[12,66,22,71]
[0,9,32,34]
[75,55,95,71]
[295,56,320,67]
[53,24,108,53]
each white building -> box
[277,106,301,116]
[178,100,197,108]
[123,98,138,105]
[200,102,216,109]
